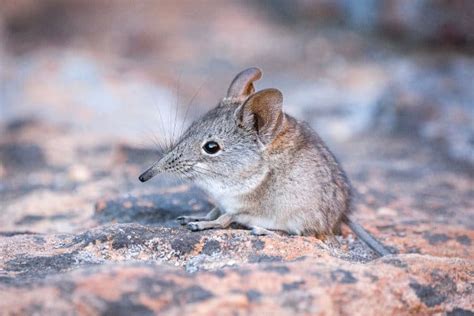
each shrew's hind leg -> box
[250,226,277,236]
[176,207,221,225]
[186,213,233,232]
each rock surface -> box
[1,252,472,315]
[1,1,473,315]
[1,118,472,315]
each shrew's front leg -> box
[176,207,221,225]
[186,213,233,232]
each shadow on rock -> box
[94,187,213,226]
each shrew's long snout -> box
[139,147,187,182]
[138,162,159,182]
[138,151,175,182]
[139,156,167,182]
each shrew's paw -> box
[186,222,201,231]
[176,216,191,225]
[251,226,275,236]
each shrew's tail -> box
[343,215,391,257]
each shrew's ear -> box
[226,67,262,99]
[235,88,285,145]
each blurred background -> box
[0,0,473,233]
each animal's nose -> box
[138,161,161,182]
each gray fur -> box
[139,68,389,256]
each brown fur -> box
[139,67,389,256]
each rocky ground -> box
[1,115,472,315]
[1,1,473,315]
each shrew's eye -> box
[203,141,221,155]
